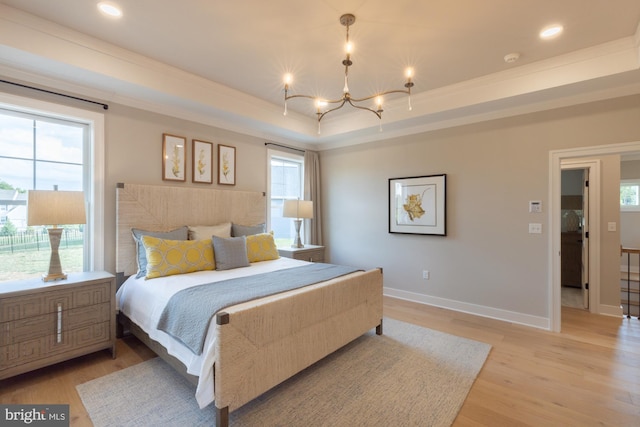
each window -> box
[0,93,105,281]
[621,179,640,212]
[267,149,304,246]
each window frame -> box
[0,92,106,272]
[266,148,305,245]
[621,179,640,212]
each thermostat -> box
[529,200,542,213]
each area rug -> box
[77,318,491,426]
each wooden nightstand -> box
[0,271,116,380]
[278,245,325,263]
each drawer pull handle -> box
[57,304,62,344]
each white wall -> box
[320,95,640,327]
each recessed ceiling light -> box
[540,25,563,40]
[97,2,122,18]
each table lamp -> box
[27,188,86,281]
[283,199,313,248]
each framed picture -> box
[192,139,213,184]
[162,134,186,182]
[389,174,446,235]
[218,144,236,185]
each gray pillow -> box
[231,223,266,237]
[212,236,250,271]
[132,226,188,278]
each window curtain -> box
[304,150,322,245]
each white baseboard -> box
[384,287,550,330]
[598,304,624,317]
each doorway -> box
[550,141,640,332]
[560,167,590,310]
[554,157,602,331]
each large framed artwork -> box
[162,134,186,182]
[389,174,446,235]
[192,139,213,184]
[218,144,236,185]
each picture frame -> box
[192,139,213,184]
[162,134,186,182]
[389,174,446,236]
[218,144,236,185]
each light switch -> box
[608,222,617,232]
[529,223,542,234]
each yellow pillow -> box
[246,232,280,263]
[141,236,215,279]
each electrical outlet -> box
[422,270,430,280]
[528,223,542,234]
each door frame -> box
[550,140,640,332]
[560,161,598,313]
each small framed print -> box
[162,134,186,182]
[192,139,213,184]
[218,144,236,185]
[389,174,446,236]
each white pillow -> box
[188,223,232,240]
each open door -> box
[581,169,590,309]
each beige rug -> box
[77,318,491,426]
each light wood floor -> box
[2,297,639,426]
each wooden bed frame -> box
[115,183,383,427]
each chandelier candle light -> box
[283,13,414,134]
[283,199,314,248]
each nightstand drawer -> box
[291,248,324,262]
[0,321,111,370]
[1,302,111,346]
[0,281,111,322]
[278,245,325,263]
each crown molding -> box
[1,3,639,149]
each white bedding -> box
[116,256,310,408]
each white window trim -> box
[621,179,640,212]
[0,92,105,271]
[266,148,304,234]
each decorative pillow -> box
[212,236,250,271]
[141,236,215,279]
[231,222,266,237]
[132,226,189,278]
[188,223,232,240]
[246,232,280,263]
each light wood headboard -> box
[116,183,266,281]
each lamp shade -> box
[283,199,313,219]
[27,190,87,226]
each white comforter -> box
[116,257,309,408]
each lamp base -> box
[291,219,304,248]
[42,272,68,282]
[43,227,67,282]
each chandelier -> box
[283,13,414,133]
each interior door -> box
[581,169,590,309]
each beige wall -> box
[595,155,622,308]
[321,95,640,321]
[103,104,269,273]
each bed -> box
[115,183,383,427]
